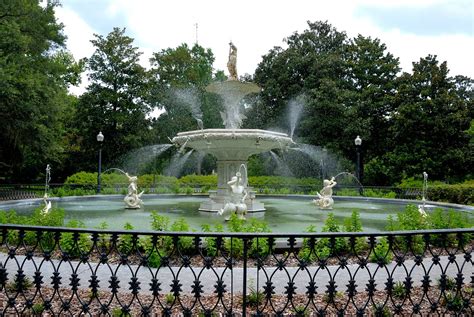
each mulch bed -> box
[0,285,472,316]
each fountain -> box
[172,42,294,212]
[41,164,52,215]
[418,172,428,217]
[103,168,144,209]
[313,177,337,209]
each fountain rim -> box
[1,194,472,213]
[174,128,292,138]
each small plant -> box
[247,287,264,307]
[111,307,131,317]
[293,305,310,316]
[165,293,175,305]
[60,219,91,257]
[118,222,136,254]
[316,213,347,256]
[150,211,170,231]
[442,291,465,312]
[298,225,317,262]
[437,276,457,291]
[322,291,344,303]
[32,303,45,315]
[392,281,406,299]
[369,238,392,264]
[96,221,109,250]
[372,303,392,317]
[6,276,33,292]
[198,311,218,317]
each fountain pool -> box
[2,195,472,232]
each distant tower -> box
[194,23,198,45]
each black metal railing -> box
[0,225,471,316]
[0,183,424,201]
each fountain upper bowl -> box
[172,129,294,160]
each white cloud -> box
[55,6,97,95]
[59,0,474,96]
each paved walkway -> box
[0,253,471,295]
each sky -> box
[55,0,474,95]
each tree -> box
[73,27,151,171]
[0,0,82,181]
[341,35,400,160]
[149,43,224,142]
[366,56,472,183]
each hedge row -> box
[428,185,474,205]
[63,172,473,205]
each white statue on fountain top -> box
[227,41,238,80]
[218,171,248,220]
[313,177,337,209]
[124,173,144,209]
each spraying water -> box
[44,164,51,196]
[119,144,173,175]
[293,144,342,179]
[269,151,293,177]
[286,94,305,139]
[173,87,204,129]
[164,150,194,177]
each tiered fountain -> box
[172,42,294,212]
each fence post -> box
[242,237,249,316]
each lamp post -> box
[354,135,362,183]
[97,131,104,193]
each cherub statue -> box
[227,42,238,80]
[313,177,337,209]
[218,171,248,220]
[124,173,144,209]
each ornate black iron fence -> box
[0,225,471,316]
[0,183,424,201]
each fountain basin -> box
[172,129,294,212]
[1,195,472,233]
[172,129,294,160]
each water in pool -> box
[5,195,471,232]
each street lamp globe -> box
[354,135,362,146]
[97,131,104,142]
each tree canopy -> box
[0,0,82,180]
[1,12,472,185]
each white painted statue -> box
[124,173,144,209]
[41,193,51,215]
[313,177,337,209]
[218,171,248,220]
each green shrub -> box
[150,211,170,231]
[363,189,397,199]
[60,220,90,257]
[117,222,136,254]
[178,174,217,187]
[392,281,406,299]
[298,225,318,262]
[428,184,474,205]
[316,213,347,255]
[369,238,392,264]
[386,205,427,253]
[165,293,176,305]
[201,223,223,257]
[343,211,367,253]
[247,286,264,307]
[32,303,45,315]
[428,208,472,247]
[169,218,194,252]
[111,307,131,317]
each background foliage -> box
[0,4,472,188]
